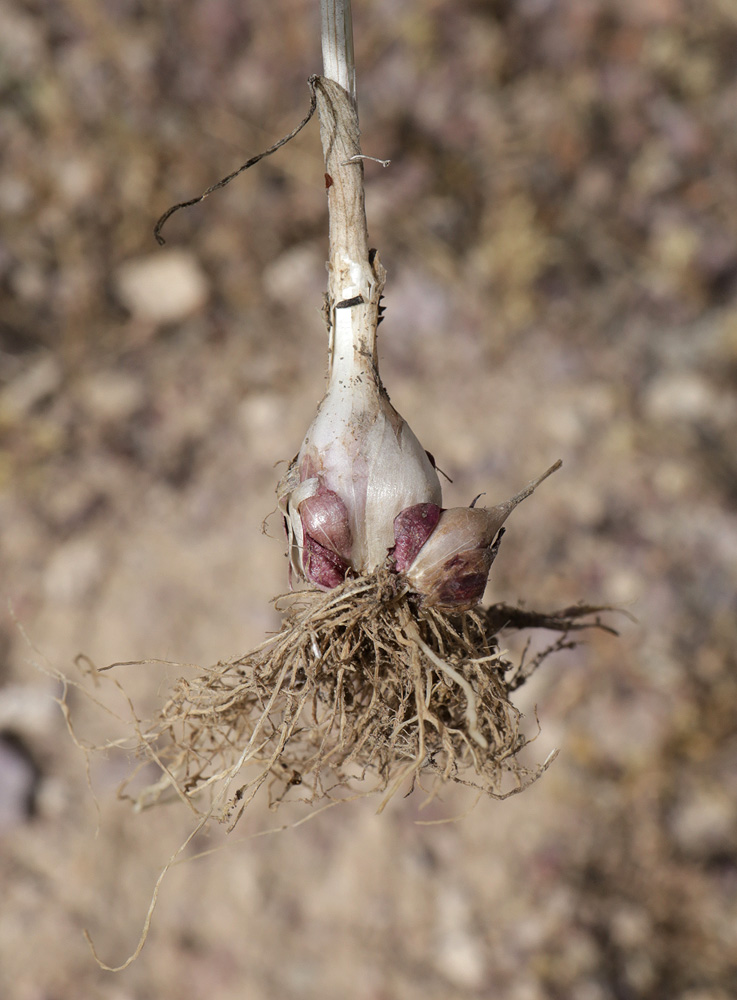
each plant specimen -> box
[129,0,611,832]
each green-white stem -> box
[320,0,356,104]
[278,6,441,577]
[317,1,382,381]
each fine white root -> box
[410,628,489,749]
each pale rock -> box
[610,904,651,948]
[571,983,609,1000]
[114,250,209,323]
[0,7,43,75]
[0,354,61,418]
[56,154,99,206]
[681,991,733,1000]
[43,536,104,603]
[9,262,46,304]
[262,244,323,305]
[624,952,656,992]
[434,885,486,988]
[545,406,586,447]
[652,459,693,497]
[238,392,284,456]
[607,567,642,604]
[644,371,715,423]
[34,776,69,822]
[0,684,58,736]
[508,980,546,1000]
[670,787,736,856]
[79,370,146,423]
[0,176,33,215]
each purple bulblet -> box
[400,506,500,610]
[299,485,353,562]
[301,532,350,588]
[288,483,352,589]
[399,462,561,610]
[392,503,442,572]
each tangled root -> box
[117,573,612,828]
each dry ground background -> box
[1,0,737,998]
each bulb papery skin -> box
[296,370,442,577]
[278,311,443,589]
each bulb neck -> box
[329,299,378,384]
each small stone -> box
[434,886,486,988]
[114,250,209,323]
[56,154,100,207]
[43,537,104,604]
[0,176,33,215]
[571,984,609,1000]
[610,904,651,948]
[0,354,61,419]
[262,244,323,305]
[0,684,57,738]
[8,263,46,305]
[644,371,715,423]
[79,370,146,423]
[670,787,736,857]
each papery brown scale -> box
[419,550,493,610]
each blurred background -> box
[1,0,736,997]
